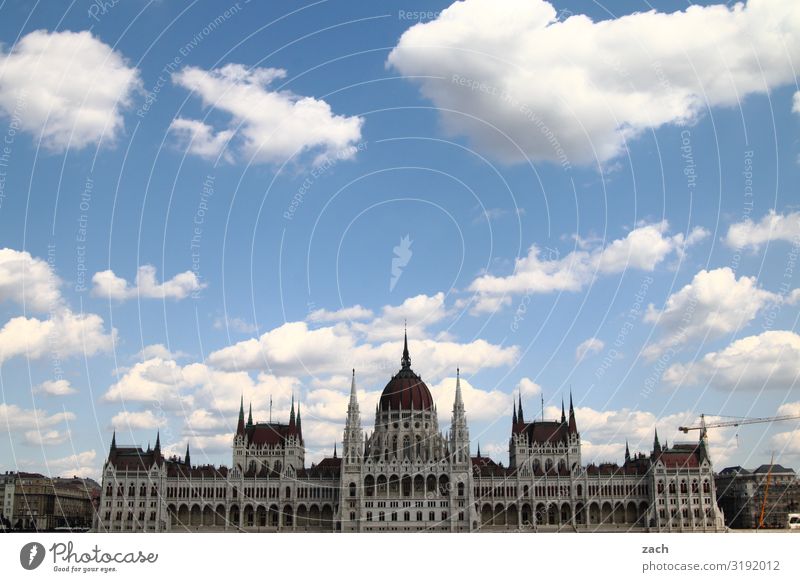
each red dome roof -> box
[377,331,434,412]
[379,371,434,411]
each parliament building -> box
[96,333,725,532]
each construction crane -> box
[678,413,800,442]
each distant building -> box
[0,471,99,531]
[716,464,800,529]
[97,333,725,532]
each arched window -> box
[285,486,291,498]
[545,459,553,472]
[668,481,676,494]
[349,482,356,497]
[458,482,465,497]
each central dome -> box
[377,332,434,412]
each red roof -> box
[519,420,569,444]
[245,422,295,445]
[379,371,434,411]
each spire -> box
[247,402,253,428]
[518,393,524,423]
[512,399,518,426]
[453,368,465,414]
[401,322,411,369]
[154,430,161,454]
[110,430,116,452]
[349,369,358,406]
[560,397,566,423]
[237,395,245,435]
[625,441,631,463]
[653,428,661,454]
[568,390,577,434]
[289,394,296,430]
[185,442,191,467]
[476,442,481,457]
[296,401,302,438]
[333,443,337,459]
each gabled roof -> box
[245,422,296,445]
[519,420,569,444]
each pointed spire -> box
[349,369,358,406]
[154,430,161,452]
[110,430,116,452]
[185,442,191,467]
[333,443,337,459]
[476,442,481,457]
[560,397,566,423]
[247,402,253,428]
[512,399,518,426]
[568,390,577,434]
[625,441,631,463]
[401,322,411,369]
[518,393,524,423]
[296,401,302,438]
[653,428,661,454]
[289,393,296,430]
[454,368,464,411]
[237,394,245,435]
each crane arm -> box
[678,413,800,433]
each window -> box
[379,511,385,522]
[349,482,356,497]
[366,512,372,522]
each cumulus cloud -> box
[136,343,187,361]
[351,292,449,341]
[168,118,234,161]
[643,268,783,359]
[35,379,77,396]
[110,410,166,431]
[576,338,604,361]
[0,248,61,312]
[23,429,69,446]
[0,403,75,432]
[170,64,363,164]
[47,450,98,479]
[468,221,706,313]
[0,29,141,150]
[213,315,257,334]
[207,320,518,381]
[724,210,800,251]
[92,265,205,301]
[388,0,800,166]
[0,309,114,364]
[663,330,800,391]
[307,305,374,323]
[516,377,542,397]
[430,376,511,422]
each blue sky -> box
[0,0,799,478]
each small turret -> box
[568,391,577,434]
[247,402,253,428]
[625,441,631,463]
[236,395,245,436]
[185,442,191,467]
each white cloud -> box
[351,292,449,341]
[724,210,800,251]
[47,450,98,479]
[0,248,61,312]
[0,403,75,432]
[0,29,140,151]
[663,330,800,391]
[388,0,800,165]
[468,222,706,313]
[168,118,234,161]
[643,267,782,359]
[430,376,511,422]
[0,309,114,364]
[171,63,363,164]
[137,343,187,361]
[207,320,518,381]
[307,305,374,323]
[213,316,257,334]
[92,265,205,301]
[36,379,77,396]
[576,338,604,361]
[793,91,800,114]
[103,357,192,408]
[110,410,166,431]
[516,377,542,397]
[23,429,69,446]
